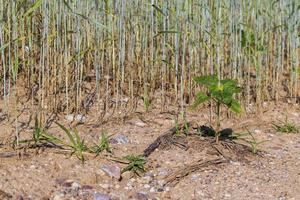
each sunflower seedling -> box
[192,75,243,142]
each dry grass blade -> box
[163,157,227,187]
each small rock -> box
[71,182,81,190]
[53,194,65,200]
[75,114,86,123]
[109,134,130,144]
[94,192,111,200]
[135,192,149,200]
[144,172,154,178]
[111,97,129,105]
[66,114,86,123]
[144,184,150,189]
[191,174,199,181]
[157,168,169,176]
[30,165,36,169]
[16,195,24,200]
[99,183,110,189]
[135,121,147,127]
[66,114,74,121]
[254,129,262,134]
[149,187,156,193]
[101,164,121,180]
[196,190,205,197]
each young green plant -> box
[192,75,243,142]
[56,122,88,163]
[121,155,147,176]
[233,129,268,154]
[273,117,299,134]
[16,115,62,148]
[90,132,112,155]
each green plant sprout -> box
[192,75,243,142]
[56,122,88,163]
[273,117,299,134]
[16,116,62,147]
[233,129,268,154]
[121,155,147,176]
[142,94,151,112]
[142,86,151,112]
[90,132,112,155]
[183,120,189,134]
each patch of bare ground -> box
[0,102,299,199]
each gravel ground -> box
[0,102,299,200]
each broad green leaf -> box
[229,100,242,113]
[191,92,210,109]
[193,75,218,87]
[221,79,242,93]
[221,92,234,105]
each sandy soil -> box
[0,102,299,200]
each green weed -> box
[273,117,299,134]
[90,132,112,155]
[56,122,87,162]
[142,94,151,112]
[121,155,147,176]
[233,129,268,154]
[16,115,62,147]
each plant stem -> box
[216,102,221,143]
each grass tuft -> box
[121,155,147,176]
[273,117,299,134]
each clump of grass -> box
[15,115,62,147]
[121,155,147,176]
[90,132,112,155]
[233,129,268,154]
[273,117,299,134]
[56,122,87,163]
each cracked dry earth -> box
[0,102,300,200]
